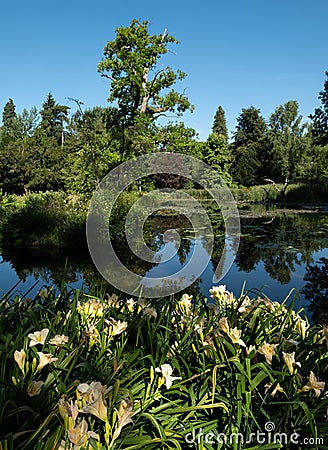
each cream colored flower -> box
[217,317,230,334]
[282,351,301,375]
[258,343,278,365]
[112,398,134,441]
[155,363,182,389]
[227,327,246,347]
[246,345,256,356]
[27,380,44,397]
[302,371,325,397]
[58,398,79,423]
[137,298,147,309]
[178,294,193,311]
[126,298,136,312]
[14,349,26,373]
[296,318,309,340]
[143,307,157,319]
[28,328,49,347]
[67,418,99,447]
[78,381,111,422]
[264,382,285,397]
[106,319,128,336]
[49,334,69,346]
[209,285,227,299]
[107,293,120,308]
[36,352,58,371]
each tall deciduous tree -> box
[267,100,309,184]
[212,106,228,140]
[98,19,193,125]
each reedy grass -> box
[0,286,327,449]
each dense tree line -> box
[0,19,327,195]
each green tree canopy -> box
[212,105,228,140]
[2,98,17,133]
[98,19,193,125]
[309,70,328,145]
[40,93,70,145]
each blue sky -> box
[1,0,327,140]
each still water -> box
[1,206,327,320]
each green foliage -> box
[1,98,17,132]
[0,192,87,249]
[309,70,328,145]
[98,19,193,124]
[201,133,233,186]
[212,105,228,141]
[40,93,70,145]
[0,287,327,449]
[231,107,268,185]
[266,101,310,183]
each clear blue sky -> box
[1,0,327,140]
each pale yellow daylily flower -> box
[209,285,227,299]
[126,298,136,312]
[14,349,26,373]
[137,298,147,309]
[49,334,69,346]
[67,418,99,448]
[296,318,309,340]
[28,328,49,347]
[246,345,256,356]
[143,307,158,319]
[302,371,325,397]
[217,317,230,334]
[178,294,193,311]
[155,363,182,389]
[112,398,134,441]
[58,398,79,423]
[27,380,44,397]
[107,319,128,336]
[227,327,246,347]
[282,351,301,375]
[265,382,285,397]
[36,352,58,371]
[78,381,111,422]
[258,343,278,365]
[107,293,120,308]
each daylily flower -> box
[112,398,134,441]
[126,298,136,312]
[302,371,325,397]
[143,307,157,318]
[155,363,182,389]
[227,327,246,347]
[67,418,99,448]
[218,317,230,334]
[28,328,49,347]
[107,293,120,308]
[137,298,147,309]
[265,382,285,397]
[106,318,128,336]
[36,352,58,371]
[209,285,227,299]
[178,294,193,311]
[296,318,309,340]
[14,349,26,373]
[258,343,278,365]
[282,351,301,374]
[27,380,44,397]
[49,334,69,347]
[78,381,110,422]
[58,398,79,423]
[246,345,256,356]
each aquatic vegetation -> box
[0,286,327,449]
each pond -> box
[1,205,327,322]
